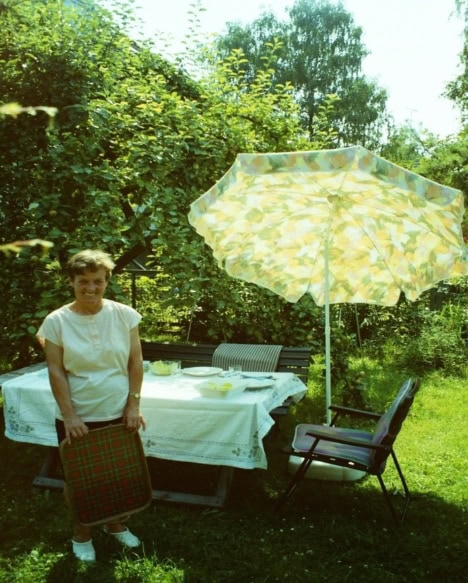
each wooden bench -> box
[0,344,311,387]
[141,342,311,383]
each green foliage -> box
[126,267,326,348]
[215,0,389,147]
[1,0,465,374]
[0,102,58,120]
[116,273,190,341]
[379,125,435,170]
[0,0,322,365]
[114,555,184,582]
[397,303,468,376]
[0,238,53,255]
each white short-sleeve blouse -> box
[38,299,141,422]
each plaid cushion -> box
[60,424,152,526]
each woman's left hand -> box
[123,402,146,432]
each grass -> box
[0,362,466,583]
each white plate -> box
[241,373,274,379]
[246,379,274,389]
[182,366,223,377]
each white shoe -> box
[72,539,96,561]
[104,526,141,548]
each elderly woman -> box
[37,249,146,561]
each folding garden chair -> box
[275,378,420,524]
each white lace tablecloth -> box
[2,368,306,470]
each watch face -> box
[132,392,141,399]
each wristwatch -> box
[129,392,141,400]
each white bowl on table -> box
[197,378,248,399]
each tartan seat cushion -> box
[59,424,152,526]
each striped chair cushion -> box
[292,423,375,469]
[212,343,283,372]
[371,378,419,467]
[291,379,420,474]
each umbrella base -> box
[288,455,365,482]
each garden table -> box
[2,366,306,507]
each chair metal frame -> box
[275,378,420,525]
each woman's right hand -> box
[62,414,89,444]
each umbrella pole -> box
[324,302,332,425]
[324,241,332,425]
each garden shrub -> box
[397,303,467,376]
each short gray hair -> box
[66,249,115,281]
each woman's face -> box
[70,268,109,310]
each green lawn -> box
[0,367,466,583]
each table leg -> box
[32,449,235,508]
[151,466,234,508]
[32,447,64,490]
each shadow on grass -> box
[0,397,466,583]
[0,436,465,583]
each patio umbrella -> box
[188,146,467,422]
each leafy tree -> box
[416,130,468,238]
[142,47,336,347]
[447,0,468,119]
[0,0,194,360]
[1,0,334,364]
[378,124,451,176]
[215,0,389,148]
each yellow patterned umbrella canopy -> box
[189,146,467,419]
[189,146,466,305]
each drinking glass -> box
[228,364,242,376]
[171,360,182,375]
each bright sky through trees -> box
[131,0,464,137]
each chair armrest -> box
[329,404,381,420]
[305,427,388,450]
